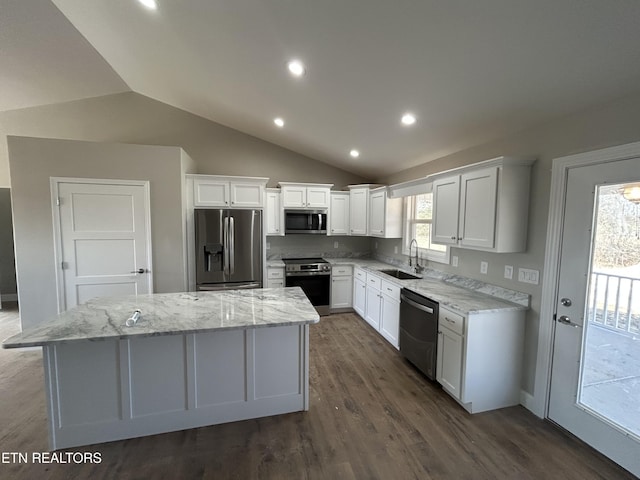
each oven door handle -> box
[400,294,434,314]
[286,271,331,277]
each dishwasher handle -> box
[401,294,434,314]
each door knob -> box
[560,297,572,307]
[131,268,145,274]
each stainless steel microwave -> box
[284,210,327,234]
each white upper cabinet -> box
[432,176,461,245]
[459,168,498,249]
[431,157,534,253]
[194,179,229,207]
[348,186,370,236]
[191,175,268,208]
[265,188,283,236]
[307,187,331,208]
[368,187,403,238]
[278,182,333,209]
[328,192,350,235]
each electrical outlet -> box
[518,268,540,285]
[334,241,339,249]
[452,256,458,267]
[266,242,271,250]
[375,241,378,249]
[504,265,514,280]
[394,246,398,254]
[480,261,488,274]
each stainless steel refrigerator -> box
[195,208,263,290]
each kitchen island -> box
[2,288,319,450]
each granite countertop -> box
[324,258,529,315]
[3,287,319,349]
[266,260,285,268]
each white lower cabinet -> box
[331,265,353,310]
[352,267,366,317]
[353,268,401,349]
[436,306,525,413]
[365,284,382,330]
[266,267,284,288]
[380,289,400,349]
[437,322,463,399]
[353,278,366,317]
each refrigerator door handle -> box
[229,216,235,275]
[223,217,230,275]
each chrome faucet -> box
[409,239,424,274]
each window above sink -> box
[403,192,450,265]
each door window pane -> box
[579,182,640,439]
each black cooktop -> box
[282,257,328,265]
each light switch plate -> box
[518,268,540,285]
[452,256,458,267]
[480,261,488,274]
[266,242,271,250]
[504,265,514,280]
[394,246,398,254]
[334,241,339,249]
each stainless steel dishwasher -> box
[399,288,439,380]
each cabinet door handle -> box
[450,236,456,240]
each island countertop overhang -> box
[3,287,320,349]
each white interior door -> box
[54,180,152,310]
[548,156,640,476]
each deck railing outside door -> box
[587,272,640,335]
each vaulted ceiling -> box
[3,0,640,177]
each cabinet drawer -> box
[267,268,284,279]
[332,265,353,277]
[366,272,382,290]
[266,279,284,288]
[380,280,400,301]
[439,307,465,336]
[354,268,366,281]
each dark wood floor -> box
[0,303,636,479]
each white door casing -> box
[540,144,640,476]
[51,178,153,312]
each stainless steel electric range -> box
[282,258,331,316]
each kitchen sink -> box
[378,269,421,280]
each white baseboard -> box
[520,390,542,417]
[1,293,18,302]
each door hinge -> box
[61,261,68,270]
[553,313,557,321]
[56,197,61,206]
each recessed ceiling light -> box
[137,0,157,10]
[401,113,417,126]
[350,149,360,158]
[287,60,306,77]
[274,117,285,128]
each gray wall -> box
[375,89,640,396]
[0,92,366,320]
[0,91,368,189]
[0,188,17,301]
[8,137,188,328]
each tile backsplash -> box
[266,235,370,260]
